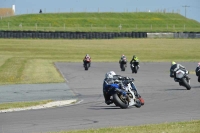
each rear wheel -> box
[113,93,129,109]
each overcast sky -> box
[0,0,200,22]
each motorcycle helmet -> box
[133,55,136,59]
[171,61,176,66]
[105,71,116,79]
[198,62,200,67]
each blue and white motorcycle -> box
[105,80,142,109]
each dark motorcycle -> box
[130,61,139,74]
[195,67,200,82]
[119,58,127,71]
[105,80,142,109]
[84,58,91,70]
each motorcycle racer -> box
[195,62,200,82]
[103,71,141,105]
[170,61,190,81]
[119,54,127,67]
[83,54,91,67]
[130,55,140,67]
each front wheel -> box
[182,78,191,90]
[113,93,129,109]
[134,66,138,73]
[84,63,89,70]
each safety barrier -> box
[0,31,199,39]
[0,31,147,39]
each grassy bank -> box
[51,120,200,133]
[0,38,200,85]
[0,12,199,32]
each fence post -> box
[8,22,9,29]
[64,23,65,30]
[184,24,185,30]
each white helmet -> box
[105,71,116,79]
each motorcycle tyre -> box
[120,64,125,71]
[122,64,126,71]
[198,76,200,82]
[85,63,89,70]
[182,78,191,90]
[134,66,138,74]
[113,93,129,109]
[135,99,141,108]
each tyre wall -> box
[0,31,199,39]
[0,31,147,39]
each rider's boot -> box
[105,100,113,105]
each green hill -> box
[0,12,200,32]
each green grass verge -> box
[50,120,200,133]
[0,38,200,85]
[0,100,52,110]
[0,12,200,32]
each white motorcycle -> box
[174,69,191,90]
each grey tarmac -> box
[0,62,200,133]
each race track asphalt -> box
[0,62,200,133]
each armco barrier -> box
[0,31,148,39]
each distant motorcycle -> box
[119,57,127,71]
[105,79,144,109]
[195,67,200,82]
[130,61,139,74]
[83,58,91,70]
[173,68,191,90]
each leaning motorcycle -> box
[84,58,91,70]
[130,61,139,73]
[119,58,127,71]
[195,68,200,82]
[105,79,143,109]
[174,69,191,90]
